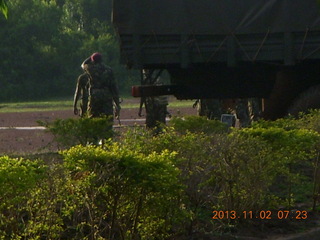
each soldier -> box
[140,69,169,130]
[195,99,222,120]
[235,98,261,127]
[81,52,121,120]
[235,98,251,127]
[248,98,261,122]
[73,72,89,117]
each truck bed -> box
[112,0,320,68]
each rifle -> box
[114,98,122,126]
[138,97,145,117]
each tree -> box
[0,0,138,101]
[0,0,8,19]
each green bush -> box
[120,126,277,233]
[119,119,320,233]
[0,156,47,239]
[22,164,67,239]
[236,124,320,207]
[38,116,114,148]
[2,113,320,239]
[207,134,275,212]
[169,115,229,134]
[60,144,184,239]
[296,109,320,133]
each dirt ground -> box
[0,103,197,155]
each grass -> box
[0,100,72,113]
[122,97,194,109]
[0,97,194,113]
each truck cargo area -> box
[113,0,320,119]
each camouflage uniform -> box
[73,72,89,117]
[145,94,168,129]
[235,98,250,127]
[197,99,222,120]
[84,62,120,119]
[248,98,261,122]
[235,98,261,127]
[142,70,169,129]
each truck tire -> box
[287,84,320,117]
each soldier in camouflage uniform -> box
[73,72,89,117]
[145,90,168,129]
[196,99,222,120]
[81,52,121,120]
[248,98,261,122]
[195,97,260,127]
[235,98,250,127]
[235,98,261,127]
[141,69,169,130]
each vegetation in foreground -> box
[1,112,320,239]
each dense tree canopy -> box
[0,0,138,101]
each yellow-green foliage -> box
[297,109,320,133]
[169,115,229,134]
[60,144,183,239]
[236,126,319,162]
[0,156,47,239]
[120,116,320,231]
[38,116,114,148]
[2,114,320,239]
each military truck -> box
[112,0,320,120]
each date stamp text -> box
[212,210,308,220]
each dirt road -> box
[0,105,196,155]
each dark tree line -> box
[0,0,138,101]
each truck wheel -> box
[287,84,320,116]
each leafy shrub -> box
[0,156,47,239]
[22,164,67,239]
[296,109,320,133]
[207,133,276,213]
[60,144,184,239]
[38,116,114,148]
[251,116,298,130]
[120,126,276,233]
[236,125,320,207]
[120,119,320,233]
[3,113,320,239]
[169,115,229,134]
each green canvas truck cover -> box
[113,0,320,67]
[113,0,320,35]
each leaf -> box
[0,0,8,19]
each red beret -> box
[91,52,102,62]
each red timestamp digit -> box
[277,210,308,219]
[212,210,237,219]
[259,210,272,219]
[242,210,253,219]
[295,210,308,219]
[277,210,290,219]
[212,210,308,220]
[243,210,272,219]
